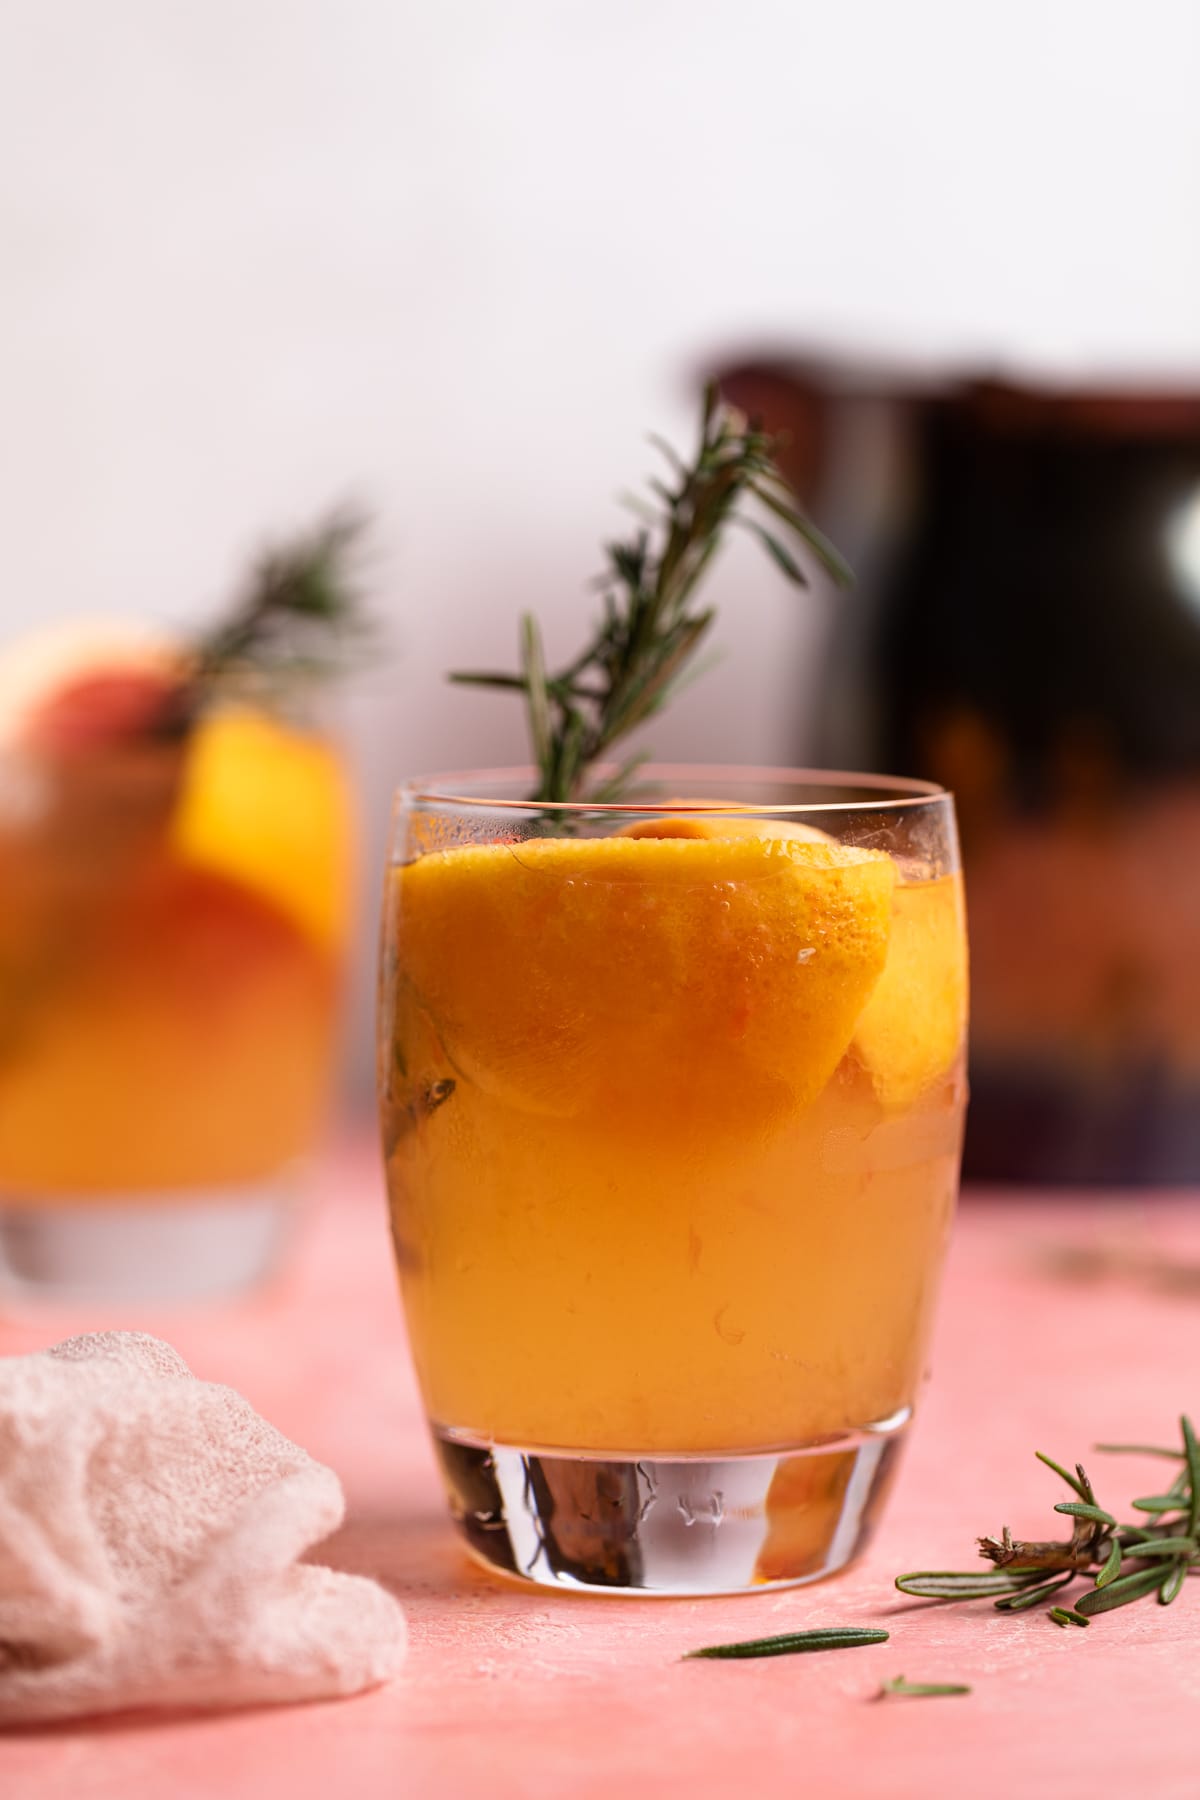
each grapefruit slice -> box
[387,832,895,1133]
[617,812,832,844]
[852,873,968,1107]
[0,621,185,754]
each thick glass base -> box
[433,1412,909,1595]
[0,1172,304,1305]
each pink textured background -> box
[3,1148,1199,1799]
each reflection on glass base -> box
[434,1412,910,1596]
[0,1173,305,1305]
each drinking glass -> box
[0,689,354,1302]
[379,767,967,1594]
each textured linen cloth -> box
[0,1331,406,1725]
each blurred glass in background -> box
[0,527,359,1301]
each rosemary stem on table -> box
[896,1415,1200,1629]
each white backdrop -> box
[4,0,1200,1090]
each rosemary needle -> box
[880,1677,972,1698]
[1182,1415,1200,1538]
[993,1573,1076,1612]
[1159,1562,1188,1605]
[1093,1444,1186,1459]
[895,1570,1046,1599]
[683,1627,888,1661]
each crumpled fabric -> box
[0,1331,405,1725]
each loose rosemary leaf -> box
[684,1627,888,1661]
[880,1677,972,1698]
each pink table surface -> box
[3,1148,1199,1800]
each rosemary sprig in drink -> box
[896,1416,1199,1624]
[451,384,849,804]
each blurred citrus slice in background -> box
[171,706,353,951]
[0,621,183,754]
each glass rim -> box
[397,763,950,815]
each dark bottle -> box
[721,363,1200,1183]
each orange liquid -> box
[381,834,967,1455]
[0,707,353,1197]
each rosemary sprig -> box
[896,1415,1200,1626]
[683,1626,888,1661]
[189,507,371,710]
[451,384,849,804]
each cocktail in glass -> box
[0,638,353,1302]
[380,768,966,1594]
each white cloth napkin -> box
[0,1331,406,1725]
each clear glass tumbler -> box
[0,687,354,1303]
[379,767,967,1594]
